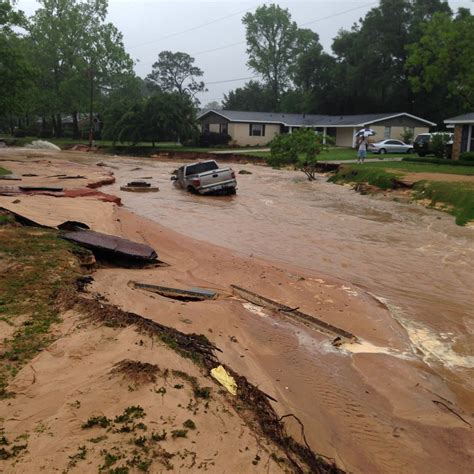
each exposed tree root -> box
[57,288,343,474]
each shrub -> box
[13,130,26,138]
[198,131,231,147]
[39,129,53,139]
[401,127,414,144]
[430,133,451,158]
[459,152,474,162]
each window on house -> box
[249,123,265,136]
[202,123,210,133]
[384,126,391,139]
[219,123,228,134]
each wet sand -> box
[1,149,473,473]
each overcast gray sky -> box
[16,0,474,105]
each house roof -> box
[197,110,435,127]
[444,112,474,124]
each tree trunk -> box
[56,113,62,138]
[72,111,79,139]
[51,115,57,136]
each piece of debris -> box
[19,185,63,192]
[231,285,358,343]
[12,199,20,204]
[58,175,86,180]
[0,175,21,181]
[0,207,47,227]
[57,221,90,231]
[130,167,142,171]
[120,180,159,192]
[210,365,237,395]
[76,275,94,291]
[24,140,61,151]
[21,173,38,177]
[131,282,217,301]
[61,230,158,263]
[238,170,252,175]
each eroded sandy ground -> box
[0,149,473,473]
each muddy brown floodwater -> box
[5,150,472,473]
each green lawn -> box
[238,147,418,161]
[329,161,474,225]
[0,167,11,176]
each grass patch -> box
[413,181,474,225]
[361,161,474,176]
[0,223,87,397]
[329,165,401,189]
[0,167,11,176]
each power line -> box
[189,2,377,58]
[127,6,255,50]
[205,75,257,85]
[300,1,378,26]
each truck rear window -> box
[415,135,429,144]
[185,161,218,176]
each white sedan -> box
[368,139,413,154]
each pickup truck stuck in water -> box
[172,160,237,195]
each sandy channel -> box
[0,151,473,473]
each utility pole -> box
[88,64,94,148]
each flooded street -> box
[106,155,474,378]
[2,150,473,473]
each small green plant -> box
[151,430,167,442]
[401,127,414,144]
[67,445,87,469]
[194,386,211,399]
[183,419,196,430]
[88,435,108,443]
[82,416,111,429]
[114,406,146,423]
[171,429,188,438]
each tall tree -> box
[146,51,205,100]
[0,1,33,132]
[407,9,474,111]
[242,4,311,109]
[331,0,452,115]
[222,80,274,111]
[29,0,133,137]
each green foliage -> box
[183,419,196,430]
[243,4,316,106]
[171,429,188,438]
[114,406,146,424]
[222,80,274,112]
[268,128,329,180]
[413,181,474,225]
[403,157,474,167]
[146,51,205,99]
[329,165,400,190]
[407,10,474,109]
[401,127,414,144]
[430,133,451,158]
[81,416,112,429]
[459,152,474,162]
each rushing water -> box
[10,150,472,473]
[104,156,474,366]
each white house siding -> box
[335,127,355,147]
[228,123,280,146]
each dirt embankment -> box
[1,151,473,474]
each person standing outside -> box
[357,133,368,164]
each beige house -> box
[444,113,474,160]
[197,110,434,147]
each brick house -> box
[444,113,474,160]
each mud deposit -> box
[1,149,473,473]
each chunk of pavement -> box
[62,230,158,262]
[131,282,217,301]
[57,221,90,231]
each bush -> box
[401,127,414,144]
[198,131,231,147]
[459,152,474,162]
[431,133,451,158]
[39,129,53,139]
[13,130,26,138]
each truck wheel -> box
[187,186,197,194]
